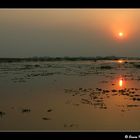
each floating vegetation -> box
[81,98,93,105]
[133,64,140,68]
[64,123,78,128]
[101,80,108,83]
[133,98,140,101]
[12,77,26,83]
[112,89,117,92]
[73,103,79,106]
[42,117,51,120]
[64,87,140,111]
[34,64,40,67]
[47,109,53,112]
[100,66,113,69]
[127,104,139,107]
[22,108,31,113]
[0,111,6,118]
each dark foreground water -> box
[0,60,140,131]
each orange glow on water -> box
[118,60,123,63]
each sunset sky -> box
[0,9,140,57]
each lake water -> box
[0,60,140,131]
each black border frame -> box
[0,132,140,140]
[0,0,139,8]
[0,0,140,139]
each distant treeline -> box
[0,56,140,63]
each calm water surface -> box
[0,60,140,130]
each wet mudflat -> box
[0,60,140,130]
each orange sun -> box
[114,31,126,40]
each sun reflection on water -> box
[118,77,126,89]
[118,60,124,63]
[119,78,123,87]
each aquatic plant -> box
[22,108,31,113]
[0,111,6,117]
[100,66,113,69]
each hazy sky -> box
[0,9,140,57]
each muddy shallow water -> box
[0,60,140,131]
